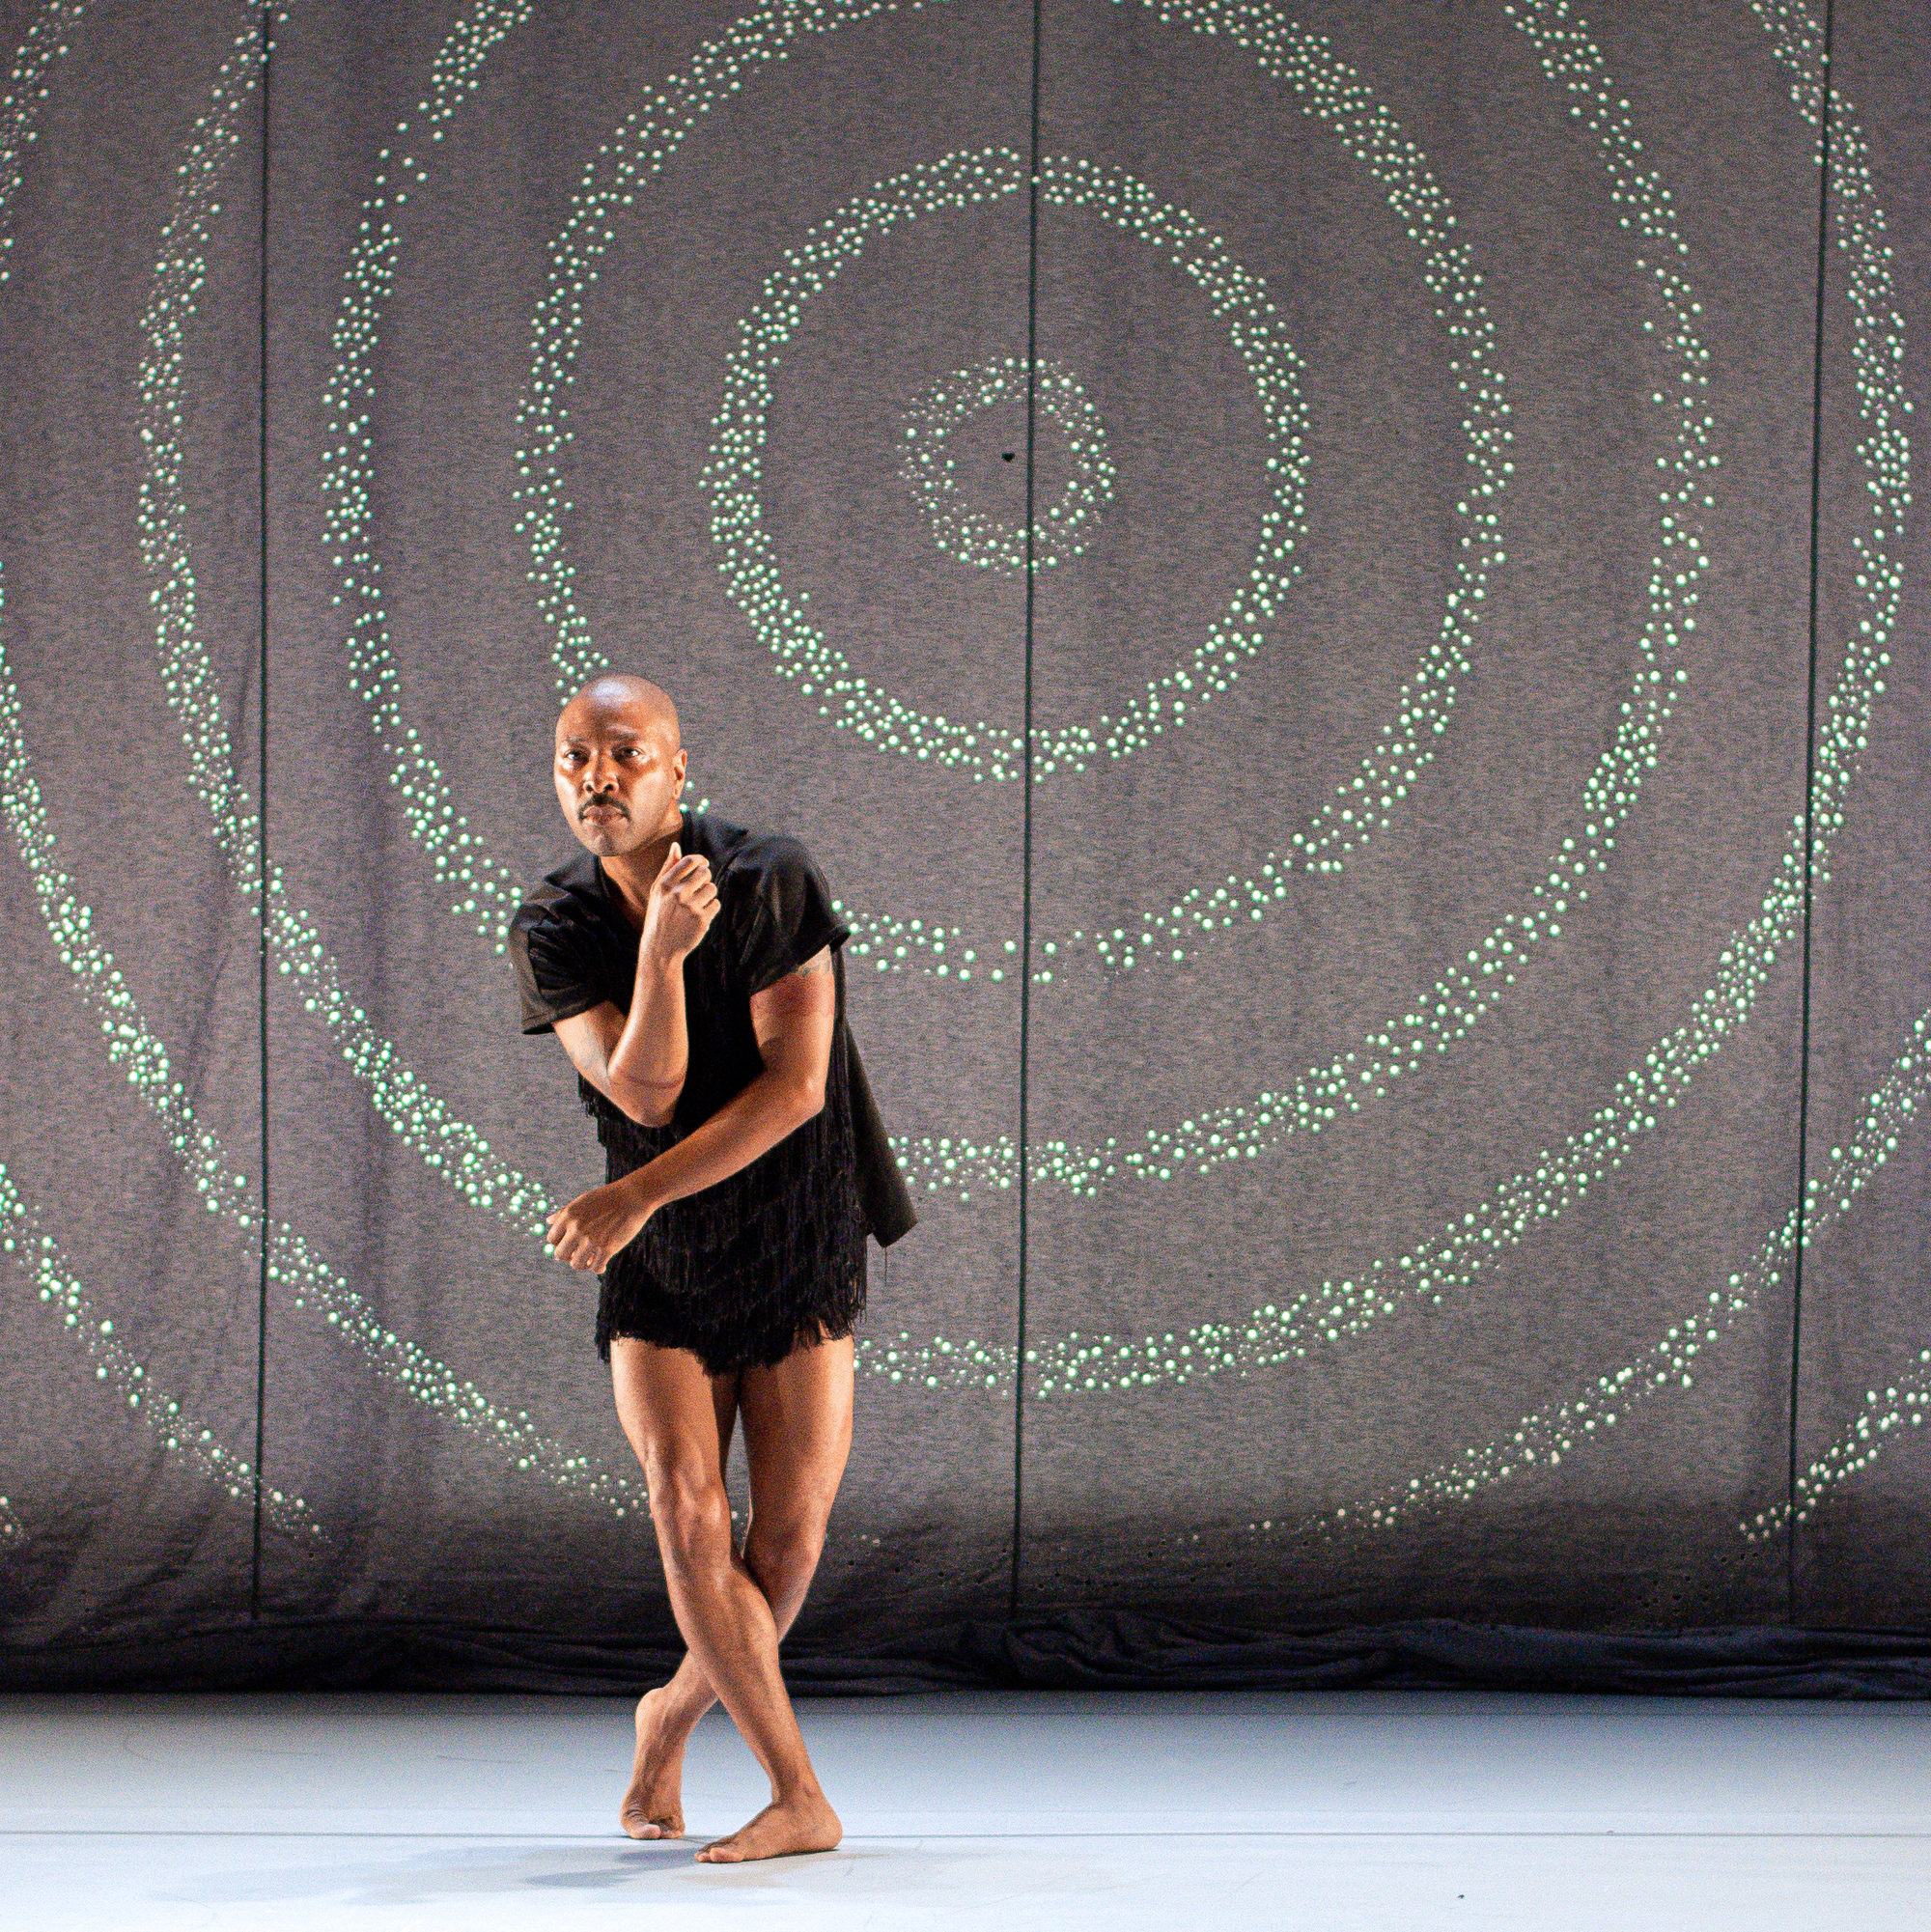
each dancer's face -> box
[553,688,687,859]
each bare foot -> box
[694,1789,842,1863]
[620,1687,687,1840]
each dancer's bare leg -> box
[618,1358,739,1840]
[621,1334,854,1849]
[685,1334,854,1862]
[611,1337,843,1862]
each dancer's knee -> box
[649,1468,734,1575]
[743,1514,826,1602]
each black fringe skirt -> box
[581,1066,871,1378]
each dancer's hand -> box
[545,1178,655,1273]
[641,842,718,966]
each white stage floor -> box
[3,1688,1926,1927]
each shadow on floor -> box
[157,1838,714,1906]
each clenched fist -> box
[641,840,719,967]
[545,1177,654,1274]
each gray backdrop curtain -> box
[0,0,1925,1687]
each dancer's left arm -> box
[544,947,836,1272]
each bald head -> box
[555,673,681,755]
[552,673,687,862]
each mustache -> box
[578,797,629,819]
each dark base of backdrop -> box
[5,1612,1931,1699]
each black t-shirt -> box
[507,808,915,1274]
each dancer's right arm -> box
[553,845,718,1126]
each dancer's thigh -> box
[611,1338,742,1487]
[739,1331,854,1529]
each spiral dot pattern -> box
[701,148,1313,783]
[898,354,1114,574]
[0,562,639,1512]
[0,1157,320,1538]
[882,0,1910,1402]
[0,0,81,285]
[1281,1012,1931,1543]
[0,0,1913,1538]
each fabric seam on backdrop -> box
[1785,0,1835,1621]
[1010,0,1045,1626]
[250,0,275,1629]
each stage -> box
[3,1688,1925,1926]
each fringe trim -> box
[575,1070,871,1375]
[595,1248,868,1376]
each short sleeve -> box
[507,905,605,1035]
[735,836,851,996]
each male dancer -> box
[508,673,913,1862]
